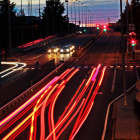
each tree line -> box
[118,0,140,37]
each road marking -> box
[84,66,88,68]
[77,66,81,69]
[101,84,136,140]
[91,66,95,69]
[74,59,78,63]
[111,66,117,93]
[88,69,91,74]
[135,67,139,80]
[97,92,103,94]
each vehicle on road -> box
[59,45,75,54]
[48,46,59,54]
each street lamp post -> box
[92,14,94,27]
[8,0,12,58]
[78,1,80,28]
[52,0,54,37]
[90,12,92,27]
[60,2,64,37]
[46,0,48,38]
[65,0,69,35]
[74,0,76,32]
[131,1,132,26]
[71,0,73,34]
[86,7,88,27]
[126,0,129,53]
[84,6,86,27]
[21,0,23,50]
[88,10,90,27]
[39,0,42,38]
[120,0,127,106]
[81,3,83,32]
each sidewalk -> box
[115,89,139,139]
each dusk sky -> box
[13,0,131,26]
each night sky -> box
[13,0,131,26]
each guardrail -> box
[72,32,103,57]
[0,63,64,115]
[24,33,77,51]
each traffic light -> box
[131,40,136,47]
[103,25,107,32]
[96,24,100,30]
[84,29,86,32]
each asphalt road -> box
[1,32,140,140]
[0,33,97,87]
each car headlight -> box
[72,46,75,49]
[66,49,70,52]
[48,49,51,53]
[54,49,56,52]
[60,49,63,52]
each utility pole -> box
[120,0,127,106]
[131,1,133,29]
[8,0,12,58]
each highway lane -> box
[20,33,97,67]
[1,32,139,140]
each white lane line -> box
[84,66,88,68]
[1,63,26,78]
[74,59,79,63]
[111,66,117,92]
[0,62,18,75]
[101,84,136,140]
[135,67,139,80]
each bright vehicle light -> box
[54,49,57,52]
[60,49,63,52]
[66,49,70,52]
[48,49,51,53]
[104,25,106,28]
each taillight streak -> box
[45,102,76,140]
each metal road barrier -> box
[0,60,64,115]
[24,33,78,52]
[72,32,103,57]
